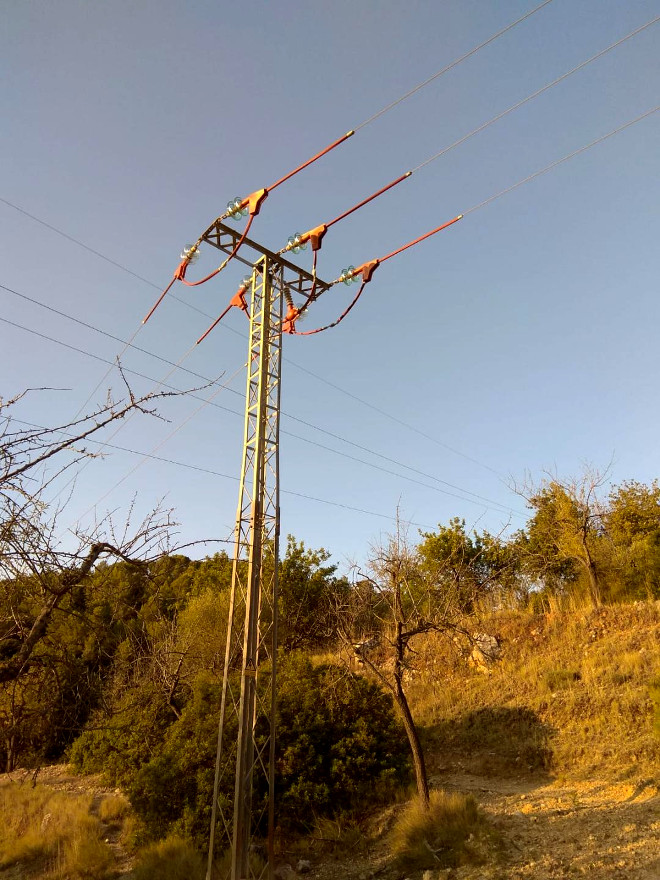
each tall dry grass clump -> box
[98,792,131,822]
[0,780,113,878]
[132,835,206,880]
[389,789,486,871]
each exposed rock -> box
[296,859,312,874]
[469,632,502,673]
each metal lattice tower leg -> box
[200,221,330,880]
[207,255,283,880]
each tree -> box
[517,470,608,606]
[605,480,660,600]
[278,536,349,650]
[337,521,475,808]
[0,380,190,769]
[417,517,521,611]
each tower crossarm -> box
[203,221,331,301]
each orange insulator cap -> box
[241,188,269,217]
[230,287,249,313]
[356,259,380,283]
[301,224,328,252]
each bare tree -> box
[0,379,189,688]
[336,519,476,808]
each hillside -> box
[1,600,658,879]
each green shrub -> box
[128,655,410,849]
[69,680,177,786]
[390,790,485,871]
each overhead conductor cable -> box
[141,131,355,325]
[288,103,660,335]
[197,171,414,344]
[146,2,557,326]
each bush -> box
[128,655,410,848]
[389,789,485,871]
[69,680,177,786]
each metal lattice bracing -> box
[204,229,330,880]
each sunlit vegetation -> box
[2,386,659,876]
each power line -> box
[286,428,521,517]
[354,0,555,130]
[1,314,517,514]
[71,360,246,525]
[0,283,226,389]
[411,14,660,173]
[202,3,647,339]
[285,360,502,475]
[0,282,513,510]
[0,203,500,475]
[464,104,660,215]
[12,418,437,530]
[4,102,657,513]
[313,103,660,300]
[4,47,655,483]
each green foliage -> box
[517,474,660,607]
[69,679,178,787]
[606,481,660,601]
[276,654,410,820]
[517,484,584,599]
[418,518,519,611]
[278,536,349,650]
[127,656,410,848]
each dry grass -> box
[389,789,488,871]
[211,847,267,880]
[0,780,113,878]
[98,792,131,823]
[407,600,660,780]
[132,835,206,880]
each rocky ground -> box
[300,771,660,880]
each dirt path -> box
[5,766,658,879]
[436,771,659,879]
[304,772,660,880]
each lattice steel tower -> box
[203,223,330,880]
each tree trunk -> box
[579,541,601,607]
[6,735,15,773]
[393,672,429,807]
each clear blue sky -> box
[2,0,659,569]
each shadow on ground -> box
[425,706,554,778]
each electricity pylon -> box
[204,222,330,880]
